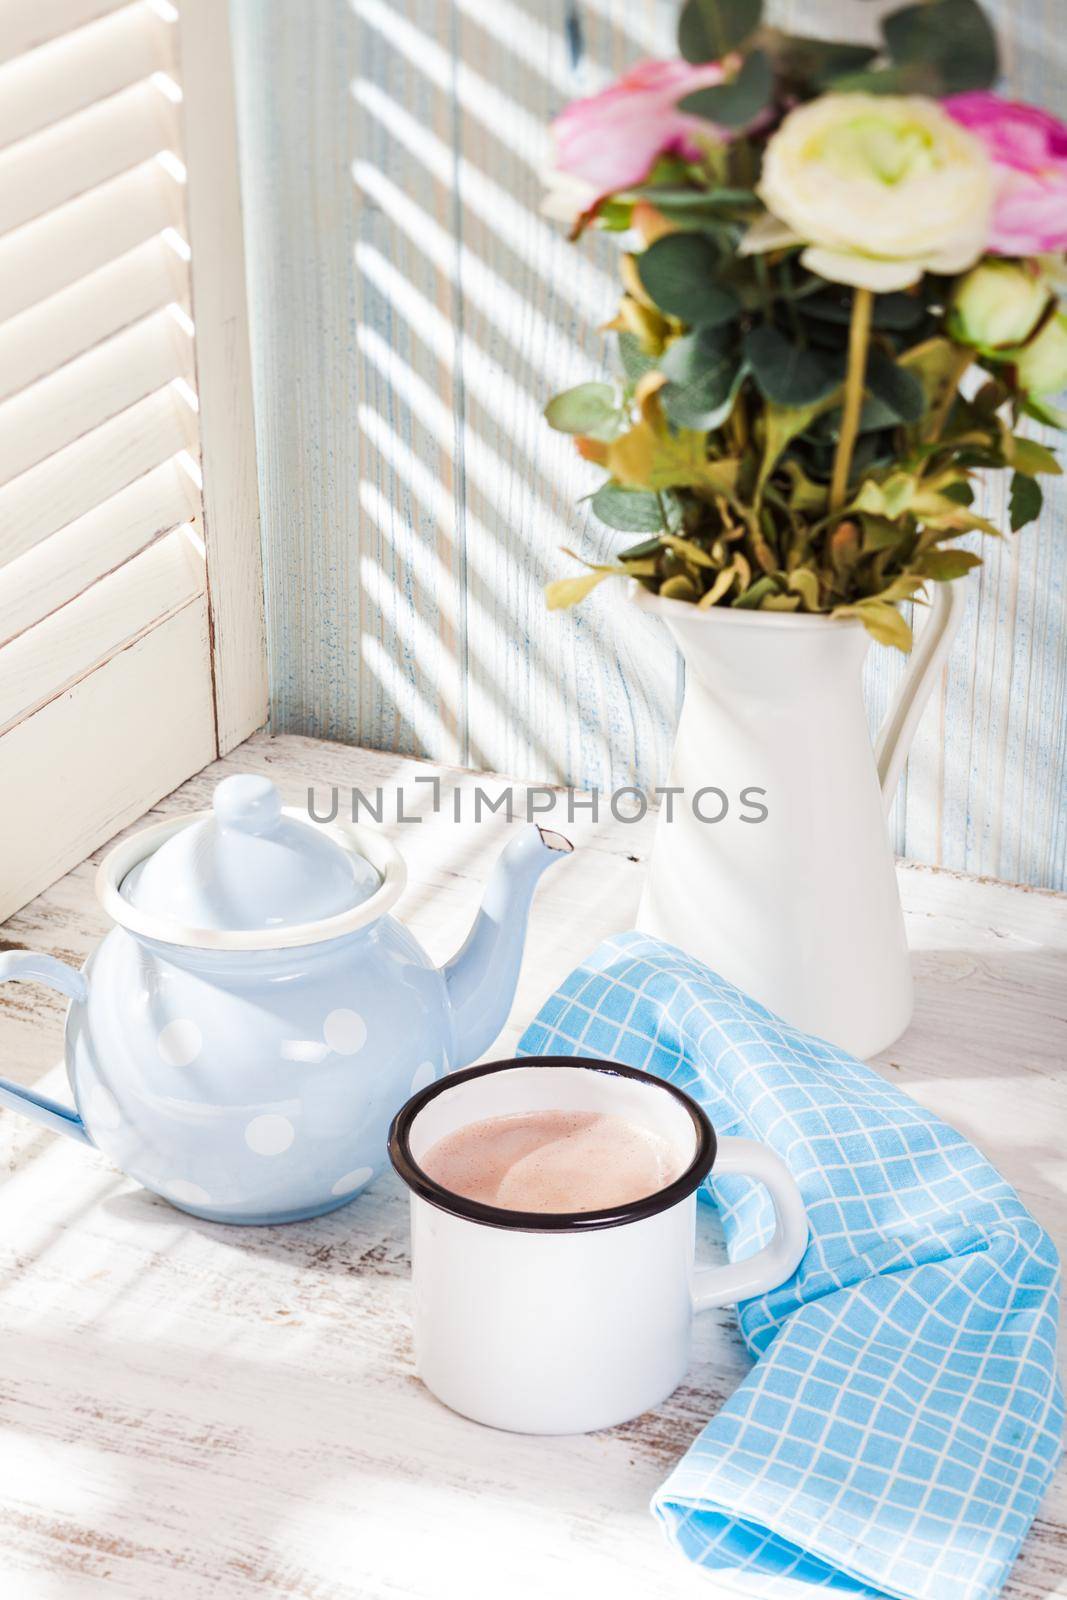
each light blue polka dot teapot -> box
[0,775,572,1224]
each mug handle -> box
[692,1136,809,1310]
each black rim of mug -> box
[387,1055,717,1233]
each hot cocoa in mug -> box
[389,1058,809,1435]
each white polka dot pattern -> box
[323,1009,367,1055]
[164,1179,212,1208]
[244,1113,295,1155]
[157,1019,203,1067]
[331,1166,374,1197]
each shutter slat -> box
[0,386,193,568]
[0,599,216,923]
[0,526,205,735]
[0,0,133,67]
[0,78,179,235]
[0,460,197,646]
[0,160,183,322]
[0,234,184,403]
[0,306,192,483]
[0,4,174,151]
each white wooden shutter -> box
[0,0,267,920]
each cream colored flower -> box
[743,93,995,292]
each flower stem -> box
[830,287,874,512]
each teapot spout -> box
[442,825,572,1067]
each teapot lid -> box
[96,775,406,951]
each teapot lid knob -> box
[213,774,283,836]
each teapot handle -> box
[874,581,966,815]
[0,951,92,1144]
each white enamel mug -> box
[388,1057,809,1435]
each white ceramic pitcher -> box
[633,583,965,1060]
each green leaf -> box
[1023,396,1067,430]
[773,36,878,88]
[940,480,975,506]
[627,185,757,213]
[545,570,613,609]
[865,351,927,425]
[898,338,968,419]
[660,574,701,601]
[636,234,738,325]
[1009,436,1061,477]
[544,383,617,436]
[800,288,927,332]
[832,598,914,651]
[786,567,821,609]
[745,326,842,407]
[1009,472,1043,532]
[827,62,942,96]
[678,49,774,129]
[546,551,659,610]
[733,575,780,609]
[882,0,999,94]
[619,535,667,560]
[758,395,841,495]
[861,514,907,552]
[660,326,744,430]
[677,0,763,63]
[590,482,671,533]
[918,548,984,580]
[618,332,656,383]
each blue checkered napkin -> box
[517,932,1062,1600]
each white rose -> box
[743,93,995,292]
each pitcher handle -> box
[692,1137,809,1311]
[874,581,966,815]
[0,951,92,1144]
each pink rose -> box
[550,58,726,201]
[946,91,1067,255]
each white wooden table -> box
[1,733,1065,1600]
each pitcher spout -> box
[442,825,573,1066]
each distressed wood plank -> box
[177,0,268,753]
[0,732,1064,1597]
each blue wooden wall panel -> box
[231,0,1067,888]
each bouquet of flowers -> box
[541,0,1067,649]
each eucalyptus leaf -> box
[619,535,668,560]
[618,332,656,383]
[678,0,763,63]
[1009,472,1043,532]
[828,61,941,95]
[544,383,617,435]
[758,395,841,495]
[591,482,672,533]
[882,0,999,93]
[627,186,757,212]
[678,50,774,129]
[773,35,878,88]
[661,326,744,430]
[865,351,927,425]
[745,326,843,407]
[637,234,737,325]
[800,289,927,332]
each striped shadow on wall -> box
[230,0,1066,889]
